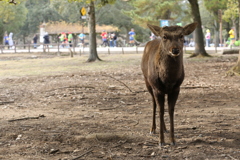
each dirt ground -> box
[0,53,239,160]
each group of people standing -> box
[204,27,236,48]
[32,32,50,49]
[100,28,136,47]
[4,33,14,49]
[100,31,117,47]
[59,32,73,48]
[59,32,87,48]
[4,29,137,49]
[4,32,45,50]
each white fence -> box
[0,43,144,56]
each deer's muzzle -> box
[169,48,180,57]
[172,48,180,55]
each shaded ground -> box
[0,53,240,160]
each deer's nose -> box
[172,48,180,55]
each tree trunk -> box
[232,19,237,39]
[226,0,240,76]
[214,19,219,48]
[23,34,26,49]
[227,52,240,76]
[87,0,102,62]
[230,0,240,75]
[188,0,209,57]
[229,0,240,75]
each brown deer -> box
[141,22,197,146]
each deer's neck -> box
[156,50,184,82]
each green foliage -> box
[67,0,116,7]
[204,0,227,11]
[96,0,148,42]
[225,39,240,46]
[96,1,133,27]
[50,0,84,23]
[123,0,183,28]
[18,0,63,39]
[222,0,239,22]
[200,1,214,28]
[234,40,240,46]
[0,0,27,42]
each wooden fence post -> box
[73,39,75,54]
[122,47,124,54]
[28,43,30,53]
[69,48,73,57]
[43,44,45,53]
[57,42,60,56]
[1,45,3,54]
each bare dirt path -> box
[0,53,239,160]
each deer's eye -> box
[179,35,183,39]
[163,35,167,40]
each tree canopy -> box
[0,0,27,41]
[123,0,183,27]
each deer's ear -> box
[147,24,162,36]
[183,22,198,35]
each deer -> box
[141,22,197,146]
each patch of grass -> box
[0,54,143,78]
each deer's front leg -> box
[167,88,180,145]
[153,90,165,146]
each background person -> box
[4,33,9,49]
[128,28,136,46]
[109,33,115,47]
[33,34,38,49]
[43,32,50,49]
[113,33,117,47]
[8,32,14,49]
[59,32,65,48]
[101,30,108,47]
[188,38,195,47]
[68,32,73,47]
[78,32,85,46]
[205,29,211,47]
[229,28,235,49]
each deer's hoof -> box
[171,141,176,146]
[159,142,165,147]
[150,129,156,134]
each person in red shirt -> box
[101,30,108,47]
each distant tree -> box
[19,0,62,44]
[222,0,239,38]
[188,0,209,57]
[204,0,227,47]
[96,0,149,42]
[50,0,84,23]
[123,0,182,27]
[124,0,208,56]
[68,0,116,62]
[227,0,240,76]
[0,0,27,43]
[0,0,17,4]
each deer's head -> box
[147,22,197,57]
